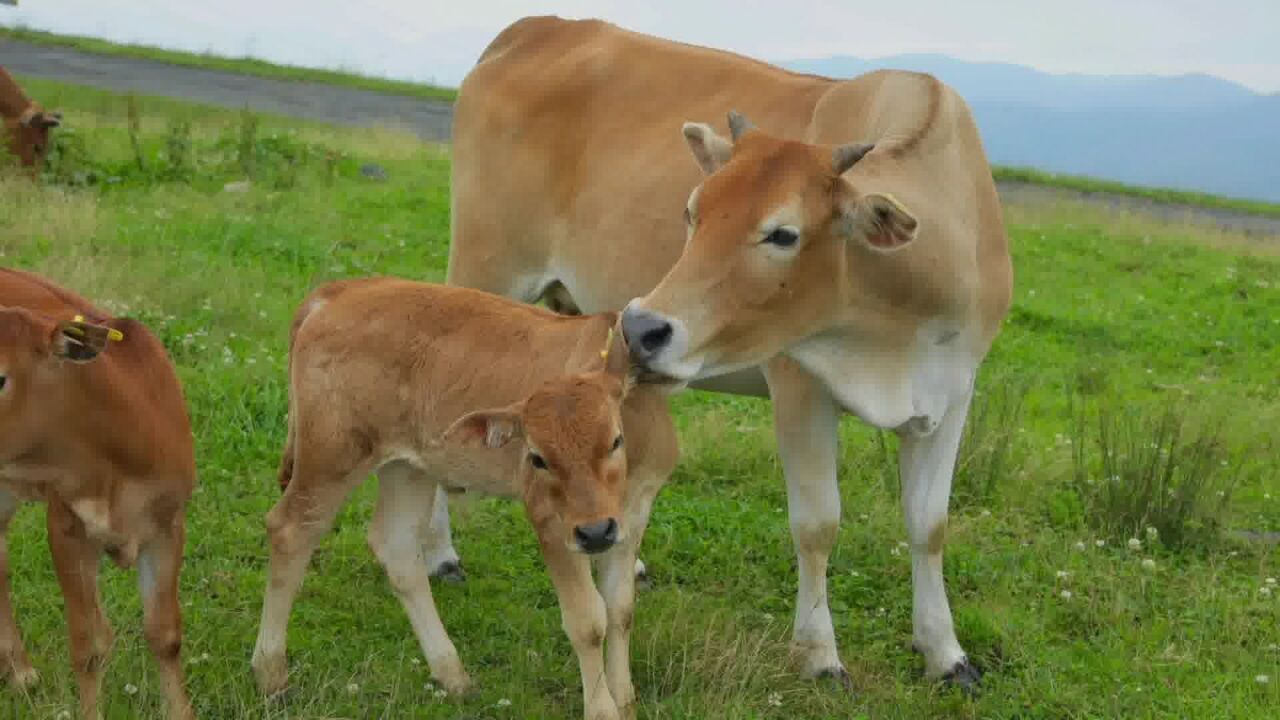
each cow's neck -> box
[784,317,978,434]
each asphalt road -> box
[3,37,1277,237]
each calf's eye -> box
[0,376,6,392]
[529,452,548,470]
[611,434,624,452]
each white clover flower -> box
[1095,539,1106,548]
[767,691,783,708]
[1055,570,1070,580]
[1060,590,1073,600]
[496,698,512,707]
[1074,541,1087,551]
[1267,578,1277,586]
[1145,527,1159,541]
[346,682,360,694]
[433,688,448,699]
[411,657,421,665]
[1256,675,1270,684]
[1260,586,1273,597]
[980,509,992,517]
[1128,538,1142,551]
[124,683,139,696]
[1141,559,1156,571]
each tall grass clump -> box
[1070,400,1243,549]
[951,376,1030,507]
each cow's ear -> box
[839,191,919,253]
[682,122,733,175]
[441,403,525,449]
[51,319,119,363]
[599,323,635,400]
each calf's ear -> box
[50,318,120,363]
[682,122,733,175]
[441,402,525,449]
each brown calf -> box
[251,277,677,720]
[0,268,195,719]
[0,67,60,172]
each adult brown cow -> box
[0,67,60,171]
[442,16,1013,689]
[0,268,195,719]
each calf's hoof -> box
[429,560,467,585]
[251,653,290,697]
[6,663,38,689]
[940,657,983,694]
[586,702,621,720]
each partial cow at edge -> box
[0,268,196,720]
[0,67,60,173]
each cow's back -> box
[449,17,834,311]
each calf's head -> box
[2,69,60,171]
[441,327,633,554]
[622,111,919,381]
[0,308,116,450]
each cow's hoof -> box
[8,664,38,689]
[940,657,983,694]
[816,666,855,693]
[430,560,466,584]
[252,653,290,697]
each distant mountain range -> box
[777,54,1279,203]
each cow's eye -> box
[528,452,548,470]
[683,207,692,226]
[611,434,624,452]
[0,376,7,392]
[762,228,799,248]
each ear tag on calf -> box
[72,315,125,342]
[600,326,615,362]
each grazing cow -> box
[0,67,60,171]
[251,278,677,720]
[0,268,195,719]
[443,17,1012,689]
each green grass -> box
[1,78,1278,719]
[0,25,458,101]
[994,165,1280,219]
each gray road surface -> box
[3,37,1277,237]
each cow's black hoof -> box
[816,666,854,693]
[940,657,983,694]
[430,560,467,584]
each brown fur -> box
[0,268,195,719]
[0,67,60,173]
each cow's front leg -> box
[0,489,36,688]
[764,357,847,685]
[898,386,979,688]
[540,527,617,720]
[48,498,112,720]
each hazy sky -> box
[3,0,1277,93]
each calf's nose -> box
[621,306,673,362]
[574,518,619,554]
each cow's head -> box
[1,68,60,171]
[622,111,919,381]
[441,326,633,554]
[0,308,115,452]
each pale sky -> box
[3,0,1277,93]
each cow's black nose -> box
[574,518,619,554]
[621,307,673,361]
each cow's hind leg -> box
[252,450,368,696]
[899,386,978,687]
[137,515,194,719]
[368,462,469,695]
[764,357,848,685]
[0,489,36,688]
[47,497,112,720]
[423,485,464,583]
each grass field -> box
[1,77,1278,719]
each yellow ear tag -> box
[600,326,615,362]
[72,315,125,342]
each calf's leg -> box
[367,462,469,694]
[0,489,36,688]
[763,357,847,684]
[541,529,617,720]
[137,517,194,719]
[252,452,368,696]
[422,485,464,583]
[47,498,112,720]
